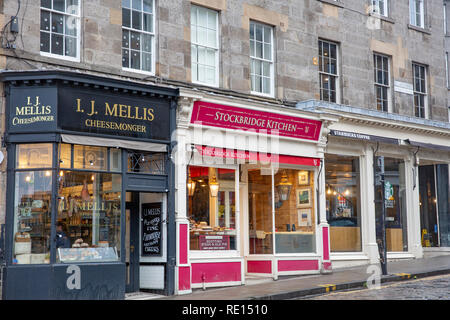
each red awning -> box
[195,145,321,167]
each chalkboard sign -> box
[141,203,162,256]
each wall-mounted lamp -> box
[209,174,219,197]
[276,170,292,201]
[187,172,196,196]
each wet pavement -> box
[298,274,450,300]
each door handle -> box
[130,245,135,252]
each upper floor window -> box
[122,0,155,74]
[191,5,219,87]
[250,21,274,97]
[410,0,425,28]
[371,0,388,17]
[318,39,339,103]
[374,53,391,112]
[40,0,80,61]
[412,63,428,118]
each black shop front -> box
[1,70,178,300]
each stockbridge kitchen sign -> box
[7,85,171,141]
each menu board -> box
[141,203,162,256]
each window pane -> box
[66,0,79,15]
[207,29,216,47]
[59,143,71,168]
[127,152,165,174]
[122,8,131,28]
[51,13,64,34]
[143,0,153,13]
[122,0,131,8]
[73,145,107,171]
[188,167,237,251]
[56,171,121,263]
[375,158,408,252]
[51,34,63,55]
[41,11,50,31]
[65,15,77,37]
[132,10,142,30]
[248,169,273,254]
[41,0,51,9]
[122,30,130,48]
[122,48,130,68]
[143,13,153,32]
[141,33,152,52]
[40,31,50,52]
[325,155,362,252]
[132,0,142,10]
[263,43,271,61]
[17,144,53,169]
[53,0,65,12]
[13,171,52,264]
[198,7,207,28]
[255,25,263,42]
[65,36,77,57]
[142,52,152,72]
[262,77,270,94]
[274,169,316,253]
[130,31,140,50]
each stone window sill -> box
[368,12,395,24]
[407,24,431,35]
[318,0,344,8]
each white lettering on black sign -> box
[141,203,163,256]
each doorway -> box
[125,192,167,293]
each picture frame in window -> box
[298,171,310,185]
[296,188,311,208]
[298,208,312,227]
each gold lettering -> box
[105,102,118,117]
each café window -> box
[248,167,317,255]
[188,166,237,251]
[325,154,362,252]
[56,144,122,263]
[375,157,408,252]
[13,144,53,264]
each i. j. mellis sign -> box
[8,85,171,141]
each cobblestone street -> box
[299,275,450,300]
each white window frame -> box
[318,39,340,104]
[410,0,425,28]
[190,5,220,88]
[374,53,392,113]
[249,21,275,98]
[121,0,156,76]
[40,0,81,62]
[371,0,388,17]
[412,62,428,119]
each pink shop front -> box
[175,99,333,294]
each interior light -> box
[209,175,219,197]
[276,170,292,201]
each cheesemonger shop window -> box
[188,166,237,251]
[325,154,362,252]
[56,144,122,263]
[13,144,53,264]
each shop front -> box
[297,100,450,268]
[1,71,178,299]
[175,97,332,294]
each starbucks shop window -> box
[188,166,237,251]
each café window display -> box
[13,144,53,264]
[188,166,237,251]
[56,144,122,263]
[325,154,362,252]
[248,167,317,255]
[375,157,408,252]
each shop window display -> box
[375,157,408,252]
[188,166,236,251]
[248,167,317,255]
[274,169,316,254]
[325,154,362,252]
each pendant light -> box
[209,174,219,197]
[276,170,292,201]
